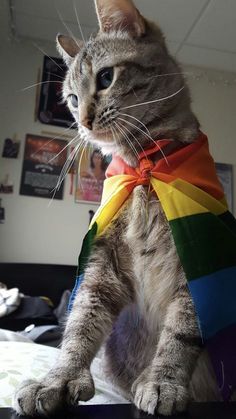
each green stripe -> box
[77,222,98,276]
[219,211,236,236]
[169,212,236,280]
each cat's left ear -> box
[56,34,83,66]
[94,0,146,37]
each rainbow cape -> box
[70,132,236,400]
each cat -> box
[14,0,223,416]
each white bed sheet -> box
[0,340,129,407]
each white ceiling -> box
[10,0,236,73]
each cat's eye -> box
[97,67,114,91]
[68,94,78,108]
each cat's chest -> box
[124,185,179,325]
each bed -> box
[0,329,129,408]
[0,263,129,408]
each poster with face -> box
[20,134,68,199]
[75,147,110,204]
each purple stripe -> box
[207,323,236,400]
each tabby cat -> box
[14,0,222,416]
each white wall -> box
[0,3,236,265]
[0,3,97,265]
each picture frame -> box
[20,134,68,200]
[75,147,110,204]
[2,137,20,158]
[38,56,75,129]
[216,162,233,212]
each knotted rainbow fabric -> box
[70,132,236,400]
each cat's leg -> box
[13,235,134,417]
[131,286,202,416]
[104,303,157,395]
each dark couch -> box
[0,263,77,306]
[0,263,77,331]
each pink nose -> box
[80,117,93,130]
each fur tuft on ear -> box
[94,0,146,37]
[56,34,83,66]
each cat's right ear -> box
[56,34,83,66]
[94,0,146,37]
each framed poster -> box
[75,148,110,204]
[216,162,233,212]
[20,134,68,200]
[38,56,75,128]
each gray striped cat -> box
[14,0,222,416]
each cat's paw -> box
[132,378,188,416]
[13,370,95,416]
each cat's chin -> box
[86,130,116,152]
[85,128,113,142]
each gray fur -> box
[13,0,224,416]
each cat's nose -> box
[80,117,93,130]
[79,103,95,130]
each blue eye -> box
[97,67,114,91]
[68,94,78,108]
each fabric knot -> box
[139,158,154,179]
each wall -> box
[0,4,236,266]
[0,3,97,266]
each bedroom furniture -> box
[0,263,76,306]
[0,263,76,331]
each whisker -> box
[118,121,148,162]
[151,71,193,79]
[111,125,123,153]
[119,112,151,136]
[20,80,63,92]
[121,86,185,110]
[55,3,82,50]
[54,140,81,190]
[114,121,139,161]
[132,88,139,100]
[31,122,77,157]
[117,117,170,166]
[48,133,80,163]
[33,43,64,71]
[73,0,86,43]
[77,141,88,191]
[46,71,65,80]
[48,142,81,206]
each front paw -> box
[132,378,188,416]
[13,369,95,416]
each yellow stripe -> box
[151,177,227,221]
[90,175,136,236]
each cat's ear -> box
[56,34,83,66]
[94,0,146,37]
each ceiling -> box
[9,0,236,73]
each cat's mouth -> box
[85,127,114,142]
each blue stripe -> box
[188,265,236,340]
[68,274,84,312]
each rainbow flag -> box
[69,133,236,400]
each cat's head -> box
[57,0,199,166]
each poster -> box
[38,56,75,128]
[75,147,110,204]
[20,134,68,199]
[216,162,233,212]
